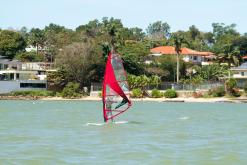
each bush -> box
[231,88,241,97]
[208,86,225,97]
[225,78,237,93]
[151,89,163,98]
[192,92,203,98]
[98,91,102,97]
[164,89,177,98]
[11,90,55,97]
[15,51,44,62]
[244,81,247,94]
[61,82,81,98]
[225,78,240,97]
[131,88,143,98]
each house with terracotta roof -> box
[242,55,247,62]
[149,46,215,65]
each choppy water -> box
[0,100,247,165]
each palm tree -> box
[218,44,241,68]
[172,34,185,83]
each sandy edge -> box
[40,96,247,103]
[1,96,247,103]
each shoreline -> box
[1,95,247,103]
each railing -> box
[21,62,55,70]
[172,82,224,91]
[90,82,226,91]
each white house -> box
[230,62,247,87]
[0,58,54,94]
[231,62,247,78]
[149,46,215,65]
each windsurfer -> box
[105,96,113,122]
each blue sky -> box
[1,0,247,33]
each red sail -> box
[102,52,131,122]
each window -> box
[4,64,8,69]
[10,73,14,80]
[20,83,46,88]
[241,72,244,76]
[193,56,197,61]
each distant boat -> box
[102,51,132,122]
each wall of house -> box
[183,55,203,64]
[182,56,190,62]
[0,80,47,94]
[233,71,247,78]
[19,72,37,80]
[0,81,20,93]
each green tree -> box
[118,41,148,75]
[158,55,187,82]
[225,78,240,96]
[203,32,215,46]
[195,64,229,81]
[149,75,161,87]
[19,26,29,43]
[61,82,81,98]
[233,36,247,57]
[47,69,67,92]
[0,30,26,59]
[189,25,200,40]
[212,23,239,40]
[55,41,102,87]
[218,44,241,67]
[146,21,170,39]
[44,23,75,62]
[28,28,45,51]
[15,51,44,62]
[171,33,187,83]
[128,74,149,90]
[76,19,101,38]
[101,17,125,49]
[129,27,145,41]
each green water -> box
[0,100,247,165]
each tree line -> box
[1,17,247,91]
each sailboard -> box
[102,52,132,122]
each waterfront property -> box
[242,55,247,62]
[0,57,54,93]
[230,62,247,87]
[149,46,215,65]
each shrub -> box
[151,89,163,98]
[164,89,177,98]
[98,91,102,97]
[244,81,247,94]
[192,92,203,98]
[131,88,143,98]
[225,78,237,93]
[225,78,241,97]
[15,51,44,62]
[208,86,225,97]
[61,82,81,98]
[231,88,241,97]
[11,90,55,97]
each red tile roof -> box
[242,55,247,59]
[150,46,214,56]
[151,46,177,54]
